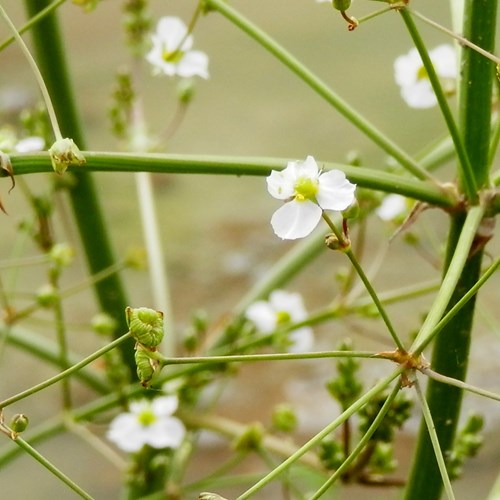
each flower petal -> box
[147,417,186,449]
[400,80,436,109]
[270,200,322,240]
[269,290,308,323]
[267,169,296,200]
[245,301,277,333]
[316,170,356,211]
[295,155,319,179]
[155,17,192,52]
[394,48,421,86]
[288,327,314,353]
[376,194,407,221]
[152,395,179,416]
[177,50,209,79]
[430,44,457,79]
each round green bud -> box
[177,78,196,104]
[126,306,164,347]
[234,423,264,452]
[325,233,341,250]
[36,284,59,308]
[333,0,351,11]
[272,404,297,433]
[91,312,118,337]
[10,414,29,436]
[50,243,74,268]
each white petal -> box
[394,48,421,86]
[129,400,150,415]
[269,290,307,323]
[177,51,209,79]
[430,44,457,79]
[267,170,295,200]
[245,301,277,333]
[15,136,44,153]
[376,194,407,221]
[270,200,322,240]
[107,413,145,452]
[155,17,192,52]
[146,417,186,449]
[152,395,179,416]
[295,155,320,179]
[317,170,356,211]
[400,80,436,108]
[288,327,314,353]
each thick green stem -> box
[23,0,135,371]
[404,1,497,497]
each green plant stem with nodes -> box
[11,437,93,500]
[405,0,497,496]
[322,212,405,351]
[0,332,132,410]
[202,0,434,183]
[235,369,403,500]
[23,0,135,372]
[309,382,401,500]
[8,153,458,208]
[399,8,478,203]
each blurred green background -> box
[0,0,499,498]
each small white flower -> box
[376,194,407,221]
[146,17,209,79]
[245,290,314,352]
[267,155,356,240]
[107,395,186,453]
[394,44,457,109]
[14,136,45,153]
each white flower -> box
[107,395,186,453]
[15,136,45,153]
[376,194,407,221]
[146,17,209,79]
[394,44,457,109]
[267,155,356,240]
[245,290,314,352]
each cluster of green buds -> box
[122,0,152,55]
[126,306,164,386]
[109,70,135,140]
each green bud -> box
[126,306,164,347]
[124,247,147,269]
[134,345,158,386]
[91,312,118,337]
[233,422,264,452]
[325,233,341,250]
[10,414,29,436]
[50,243,74,268]
[272,404,297,433]
[177,78,196,104]
[319,438,345,470]
[333,0,351,11]
[48,138,85,175]
[36,283,59,308]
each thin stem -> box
[0,332,132,409]
[8,153,457,208]
[12,437,94,499]
[235,368,403,499]
[309,382,401,499]
[399,9,478,202]
[322,213,405,351]
[420,367,500,402]
[410,8,500,65]
[410,204,485,353]
[414,378,456,500]
[0,0,66,52]
[0,5,62,140]
[204,0,435,182]
[159,350,377,367]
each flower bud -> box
[325,233,341,250]
[10,413,29,437]
[272,404,297,433]
[91,312,118,337]
[333,0,351,11]
[48,138,85,175]
[233,422,264,452]
[36,283,59,308]
[177,78,196,104]
[50,243,74,268]
[135,345,158,386]
[126,306,164,347]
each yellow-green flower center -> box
[416,65,428,81]
[138,407,157,427]
[294,177,318,202]
[276,310,292,325]
[162,48,184,64]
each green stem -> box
[203,0,434,182]
[23,0,135,372]
[414,379,455,500]
[309,382,401,499]
[400,9,478,202]
[12,437,94,499]
[235,368,403,499]
[0,332,131,409]
[9,153,456,208]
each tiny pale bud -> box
[91,312,118,336]
[325,233,341,250]
[272,404,297,433]
[48,138,85,175]
[36,283,59,307]
[234,422,264,452]
[126,306,164,347]
[50,243,74,268]
[177,78,196,104]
